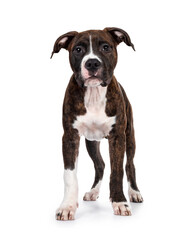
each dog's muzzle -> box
[83,59,103,87]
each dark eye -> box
[74,46,83,54]
[102,44,112,52]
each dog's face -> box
[69,30,118,88]
[51,28,135,87]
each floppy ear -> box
[50,31,78,59]
[104,27,135,51]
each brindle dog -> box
[51,27,143,221]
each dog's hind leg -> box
[125,107,143,202]
[122,93,143,202]
[119,84,143,203]
[83,139,105,201]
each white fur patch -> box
[83,181,102,201]
[73,86,116,141]
[81,35,102,80]
[112,202,132,216]
[128,182,143,202]
[56,163,78,220]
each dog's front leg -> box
[56,130,80,221]
[108,131,132,216]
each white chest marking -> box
[73,86,116,141]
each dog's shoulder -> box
[105,77,126,116]
[63,74,86,116]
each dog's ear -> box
[50,31,78,59]
[104,27,135,51]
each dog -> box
[51,27,143,221]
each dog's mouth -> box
[84,76,103,87]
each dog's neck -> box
[84,86,107,111]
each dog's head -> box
[51,28,135,87]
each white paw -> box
[128,186,143,203]
[112,202,132,216]
[83,181,101,201]
[56,202,78,221]
[83,189,99,201]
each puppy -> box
[51,27,143,221]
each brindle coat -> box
[61,73,139,202]
[51,28,143,220]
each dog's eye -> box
[74,46,83,54]
[102,44,112,52]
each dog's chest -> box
[73,86,116,141]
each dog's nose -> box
[85,59,101,71]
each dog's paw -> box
[83,189,99,201]
[112,202,132,216]
[128,186,143,203]
[56,202,78,221]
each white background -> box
[0,0,180,239]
